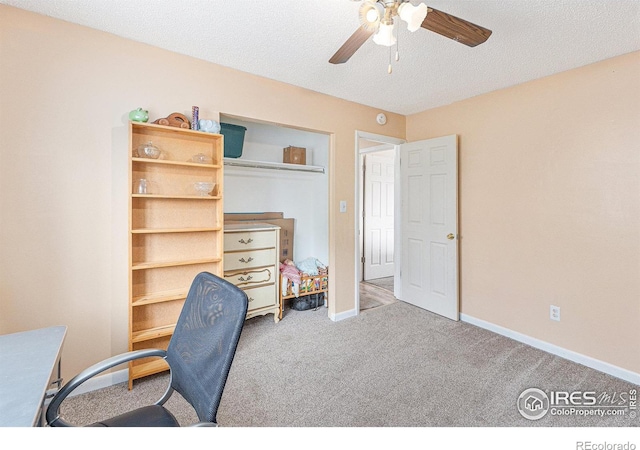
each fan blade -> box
[329,26,375,64]
[422,7,492,47]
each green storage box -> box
[220,123,246,158]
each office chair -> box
[46,272,248,427]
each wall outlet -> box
[550,305,561,322]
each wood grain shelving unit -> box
[128,121,224,388]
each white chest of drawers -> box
[224,222,281,322]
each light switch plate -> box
[339,201,347,213]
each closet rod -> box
[223,158,325,174]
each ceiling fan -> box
[329,0,492,65]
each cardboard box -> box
[224,212,294,262]
[265,218,294,262]
[283,146,306,165]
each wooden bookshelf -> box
[128,121,224,388]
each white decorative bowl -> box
[194,181,215,196]
[136,142,160,159]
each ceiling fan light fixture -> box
[329,1,492,66]
[373,21,396,47]
[359,1,385,32]
[398,2,428,32]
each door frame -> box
[355,131,405,315]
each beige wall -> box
[0,6,404,379]
[407,51,640,373]
[1,4,638,383]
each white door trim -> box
[355,131,405,316]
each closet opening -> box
[220,114,330,319]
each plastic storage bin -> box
[220,123,246,158]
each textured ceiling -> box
[2,0,639,115]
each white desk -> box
[0,326,67,426]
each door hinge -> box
[361,256,365,264]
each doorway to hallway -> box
[359,279,396,312]
[356,131,404,313]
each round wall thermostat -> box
[376,113,387,125]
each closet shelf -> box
[223,158,324,174]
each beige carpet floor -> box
[60,300,639,428]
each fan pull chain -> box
[388,47,392,74]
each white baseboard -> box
[460,313,640,385]
[330,308,358,322]
[67,368,129,397]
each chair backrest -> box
[166,272,248,424]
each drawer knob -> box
[238,238,253,244]
[248,297,254,303]
[238,275,253,282]
[239,257,254,263]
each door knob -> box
[447,233,455,240]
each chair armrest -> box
[46,349,169,427]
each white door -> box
[400,135,458,320]
[363,151,395,280]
